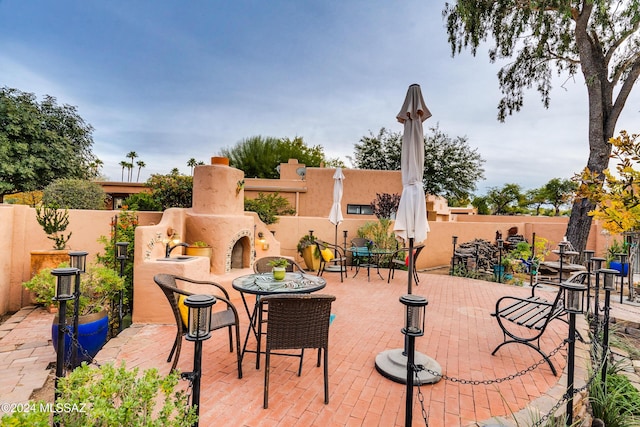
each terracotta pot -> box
[185,246,213,259]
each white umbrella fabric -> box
[375,84,441,387]
[328,168,345,263]
[394,83,431,245]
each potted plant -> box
[297,234,320,271]
[23,262,126,367]
[30,204,73,283]
[267,258,289,280]
[185,240,213,259]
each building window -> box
[346,204,373,215]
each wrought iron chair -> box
[153,274,242,378]
[315,239,347,282]
[350,237,372,273]
[387,244,425,284]
[260,294,336,409]
[253,256,306,274]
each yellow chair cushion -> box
[177,295,189,327]
[321,248,334,262]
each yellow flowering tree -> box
[576,131,640,234]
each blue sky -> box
[1,1,638,193]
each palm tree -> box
[136,160,146,182]
[119,161,129,182]
[187,158,198,176]
[126,151,138,182]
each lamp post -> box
[183,294,216,427]
[600,268,618,389]
[561,280,586,426]
[591,257,606,328]
[116,242,129,332]
[558,241,567,283]
[450,236,458,275]
[68,251,87,368]
[617,252,628,304]
[583,250,594,314]
[497,238,504,283]
[51,267,78,421]
[474,241,480,273]
[400,294,428,427]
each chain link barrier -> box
[410,326,613,427]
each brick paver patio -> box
[1,269,611,426]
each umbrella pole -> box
[407,238,414,295]
[334,224,338,258]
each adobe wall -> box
[0,204,162,315]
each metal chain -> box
[63,325,101,368]
[417,339,568,385]
[180,372,195,406]
[412,364,429,426]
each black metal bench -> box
[491,272,589,376]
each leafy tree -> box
[145,171,193,210]
[42,178,107,210]
[244,192,296,224]
[350,128,402,170]
[123,192,162,211]
[525,188,547,216]
[220,135,336,178]
[471,195,491,215]
[423,125,485,201]
[370,193,401,219]
[540,177,577,216]
[486,183,523,215]
[351,126,485,201]
[0,87,97,202]
[443,1,640,253]
[577,130,640,234]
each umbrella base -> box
[324,264,346,272]
[375,348,441,385]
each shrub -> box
[122,192,161,211]
[43,178,107,210]
[357,219,396,250]
[54,362,198,426]
[244,192,296,225]
[35,204,71,250]
[370,193,401,219]
[146,172,192,209]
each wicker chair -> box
[253,256,306,274]
[387,244,425,284]
[260,294,336,409]
[153,274,242,378]
[315,240,347,282]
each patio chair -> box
[315,239,347,282]
[350,237,372,272]
[153,274,242,378]
[387,244,425,284]
[260,294,336,409]
[253,256,306,274]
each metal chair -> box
[315,239,347,282]
[153,274,242,378]
[387,244,425,284]
[260,294,336,409]
[253,256,306,274]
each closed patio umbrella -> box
[325,167,345,271]
[375,84,440,388]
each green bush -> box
[53,362,197,426]
[35,204,72,249]
[244,192,296,225]
[589,364,640,426]
[146,172,192,209]
[43,178,106,210]
[122,192,161,211]
[356,218,396,250]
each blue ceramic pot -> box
[609,261,629,276]
[52,310,108,368]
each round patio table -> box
[232,272,326,369]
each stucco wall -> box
[0,204,162,315]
